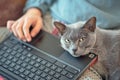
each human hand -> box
[7,8,43,42]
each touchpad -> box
[30,30,64,57]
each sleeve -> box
[23,0,54,14]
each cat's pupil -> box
[65,39,70,43]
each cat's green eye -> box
[65,39,70,43]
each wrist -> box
[26,8,42,17]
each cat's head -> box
[54,17,96,57]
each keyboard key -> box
[19,68,25,73]
[26,65,32,70]
[14,65,20,70]
[27,47,32,51]
[2,64,8,68]
[36,58,42,62]
[46,62,52,67]
[22,50,28,55]
[3,53,9,58]
[16,60,22,65]
[52,78,58,80]
[44,68,50,73]
[22,45,27,49]
[17,48,24,53]
[39,65,45,70]
[16,53,22,57]
[6,48,12,53]
[12,57,18,62]
[10,37,18,44]
[49,70,55,75]
[34,62,40,67]
[46,75,53,80]
[29,60,35,65]
[55,61,66,68]
[56,67,62,73]
[36,70,42,75]
[21,63,27,67]
[29,73,35,78]
[40,78,46,80]
[41,72,47,78]
[31,67,37,72]
[51,65,57,70]
[10,62,15,67]
[11,51,17,55]
[0,56,2,60]
[59,75,70,80]
[0,63,2,66]
[25,77,32,80]
[20,73,25,78]
[2,46,8,50]
[25,58,31,62]
[14,70,19,75]
[27,53,32,57]
[3,41,13,48]
[31,55,37,60]
[0,50,4,55]
[13,44,21,50]
[34,75,41,80]
[7,55,13,60]
[41,60,47,65]
[8,67,14,72]
[24,70,30,75]
[5,60,11,65]
[1,58,7,63]
[61,70,68,75]
[65,66,78,74]
[66,73,74,79]
[54,73,61,78]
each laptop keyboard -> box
[0,35,79,80]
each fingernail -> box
[23,39,27,42]
[27,38,31,42]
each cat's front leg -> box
[109,68,120,80]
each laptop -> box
[0,30,97,80]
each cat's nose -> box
[72,49,77,52]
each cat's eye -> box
[65,39,70,43]
[79,37,85,42]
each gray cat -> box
[54,17,120,80]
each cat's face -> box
[54,17,96,57]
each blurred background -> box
[0,0,26,26]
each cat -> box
[53,17,120,80]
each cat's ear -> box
[54,21,66,35]
[83,17,96,32]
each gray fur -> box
[54,17,120,80]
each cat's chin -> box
[71,52,87,57]
[71,54,83,57]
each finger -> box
[23,19,32,42]
[31,20,43,37]
[11,21,18,37]
[16,20,26,41]
[7,20,15,32]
